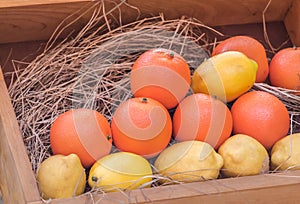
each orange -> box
[50,109,112,168]
[212,35,269,83]
[269,47,300,91]
[172,93,232,149]
[130,48,191,109]
[111,97,172,158]
[231,91,290,149]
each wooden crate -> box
[1,0,300,203]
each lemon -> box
[37,154,86,199]
[154,141,223,183]
[218,134,269,177]
[191,51,258,102]
[88,152,152,192]
[271,133,300,171]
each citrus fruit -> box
[269,47,300,91]
[111,97,172,158]
[231,91,290,149]
[218,134,269,177]
[88,152,152,192]
[173,93,232,149]
[37,154,86,199]
[50,109,112,168]
[154,140,223,183]
[271,133,300,171]
[212,35,269,82]
[191,51,258,102]
[130,48,191,109]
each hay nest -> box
[7,1,220,172]
[7,0,300,182]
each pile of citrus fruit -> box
[36,36,300,199]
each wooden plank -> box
[0,0,89,8]
[0,68,41,203]
[0,0,139,44]
[129,0,293,26]
[0,0,294,44]
[285,0,300,46]
[0,1,98,44]
[27,170,300,203]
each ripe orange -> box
[130,48,191,109]
[172,93,233,149]
[212,35,269,83]
[269,47,300,91]
[231,91,290,149]
[50,109,112,168]
[111,97,172,158]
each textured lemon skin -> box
[88,152,152,192]
[37,154,86,199]
[218,134,269,177]
[191,51,258,102]
[154,141,223,183]
[271,133,300,171]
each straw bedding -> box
[6,0,300,197]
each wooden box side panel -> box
[28,170,300,204]
[0,1,98,44]
[129,0,293,26]
[285,0,300,46]
[0,68,40,203]
[0,0,294,44]
[0,0,89,8]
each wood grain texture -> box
[0,0,294,44]
[0,0,139,44]
[285,0,300,46]
[0,1,97,44]
[28,170,300,204]
[129,0,293,25]
[0,0,89,8]
[0,68,41,203]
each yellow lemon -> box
[154,141,223,183]
[37,154,86,199]
[88,152,152,192]
[271,133,300,171]
[191,51,258,102]
[218,134,269,177]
